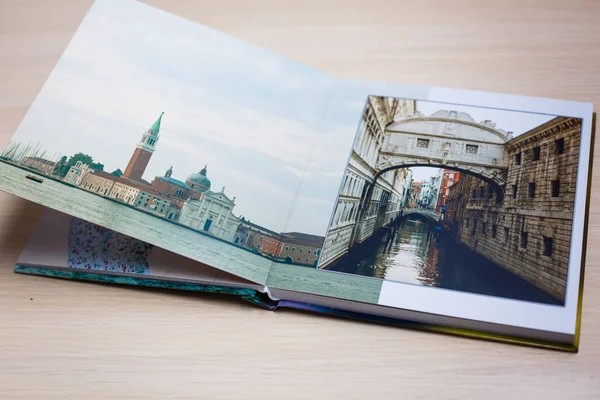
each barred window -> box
[465,144,479,154]
[551,180,560,197]
[543,236,553,257]
[416,138,430,148]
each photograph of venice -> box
[319,95,582,306]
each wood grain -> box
[0,1,599,398]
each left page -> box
[0,0,333,285]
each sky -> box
[7,0,360,235]
[416,101,554,137]
[410,167,441,182]
[5,0,561,237]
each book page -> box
[0,0,334,286]
[267,78,594,337]
[17,208,264,291]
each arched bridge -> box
[377,110,510,199]
[400,208,441,224]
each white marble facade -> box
[179,188,240,242]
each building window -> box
[528,182,536,198]
[487,186,494,199]
[543,236,553,257]
[465,144,479,154]
[520,231,528,249]
[300,248,303,253]
[308,250,311,255]
[416,138,430,148]
[292,247,295,252]
[512,184,517,198]
[297,257,300,261]
[466,219,470,228]
[305,258,309,262]
[555,138,565,155]
[504,227,510,243]
[285,246,289,251]
[532,146,541,161]
[471,220,477,236]
[482,222,487,235]
[315,249,320,256]
[471,189,477,198]
[551,180,560,197]
[492,224,497,238]
[515,153,522,165]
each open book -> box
[0,0,594,351]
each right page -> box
[266,79,594,343]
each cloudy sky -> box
[9,0,364,235]
[7,0,560,236]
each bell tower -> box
[123,112,163,181]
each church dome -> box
[185,165,211,192]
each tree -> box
[56,152,105,177]
[52,155,68,176]
[111,169,123,177]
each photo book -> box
[0,0,595,351]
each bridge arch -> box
[400,209,440,225]
[374,162,505,202]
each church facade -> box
[179,188,240,242]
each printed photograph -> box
[0,0,348,279]
[318,95,583,305]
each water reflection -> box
[326,216,561,305]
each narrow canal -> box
[325,216,562,305]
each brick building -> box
[279,232,325,267]
[436,169,460,212]
[234,217,282,256]
[443,117,581,301]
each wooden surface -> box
[1,0,599,398]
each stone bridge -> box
[376,110,510,199]
[400,208,441,224]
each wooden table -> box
[1,1,599,398]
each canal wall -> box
[443,117,582,303]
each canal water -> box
[325,217,562,305]
[0,162,273,284]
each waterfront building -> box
[401,169,413,207]
[442,173,473,237]
[64,161,90,185]
[78,169,118,196]
[123,112,163,182]
[234,217,282,256]
[107,181,141,205]
[279,232,325,267]
[436,169,461,212]
[408,181,423,208]
[319,96,415,267]
[179,186,240,242]
[443,117,582,301]
[134,190,171,218]
[418,171,442,210]
[21,156,56,175]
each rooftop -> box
[280,232,325,247]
